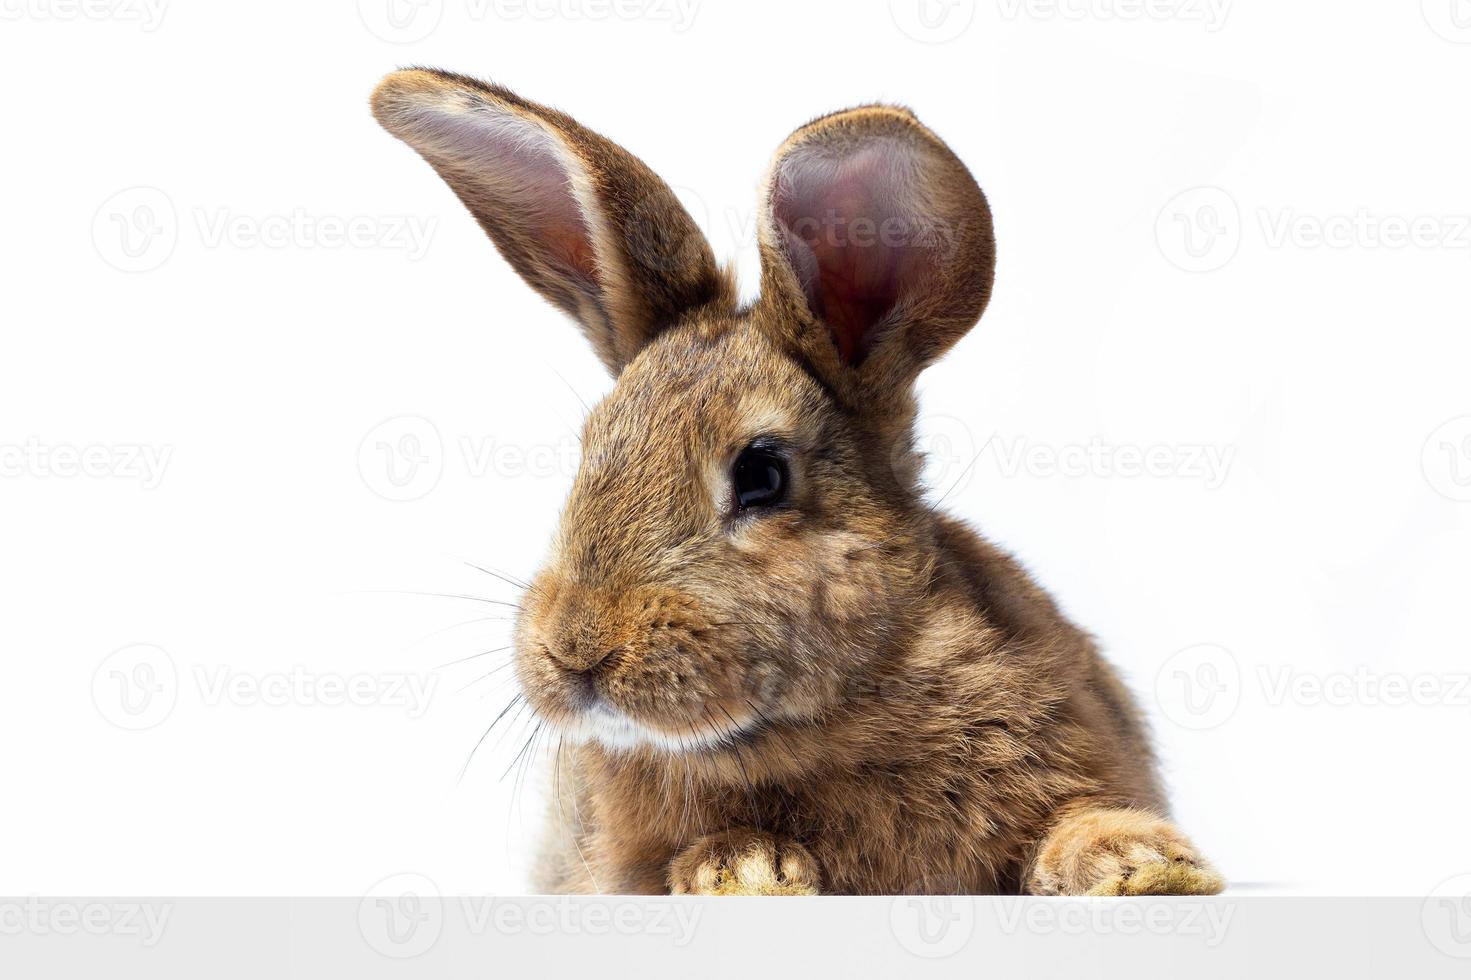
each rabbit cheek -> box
[775,531,907,643]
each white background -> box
[2,0,1469,897]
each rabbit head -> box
[372,68,995,752]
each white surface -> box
[1,1,1469,896]
[5,896,1469,975]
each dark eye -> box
[732,443,789,511]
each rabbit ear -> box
[756,105,995,404]
[372,68,733,375]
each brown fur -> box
[371,68,1223,896]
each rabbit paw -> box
[669,830,821,896]
[1029,807,1225,897]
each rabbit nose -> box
[546,635,616,674]
[536,580,633,674]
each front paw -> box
[669,830,821,896]
[1029,808,1225,897]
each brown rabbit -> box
[372,67,1224,897]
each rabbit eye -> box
[732,443,789,511]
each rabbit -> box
[371,67,1225,897]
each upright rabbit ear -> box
[372,68,733,375]
[756,106,995,407]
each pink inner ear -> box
[771,140,931,364]
[407,101,599,294]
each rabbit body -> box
[372,68,1223,896]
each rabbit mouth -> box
[559,696,762,754]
